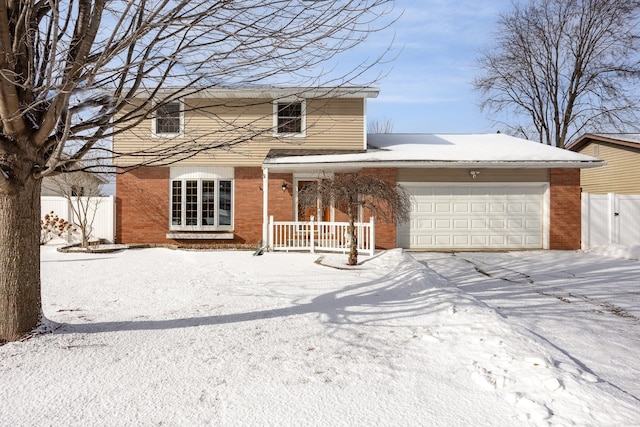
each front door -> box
[297,180,331,222]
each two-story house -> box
[114,87,603,251]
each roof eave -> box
[131,86,380,100]
[263,159,605,171]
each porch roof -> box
[263,133,605,171]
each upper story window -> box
[153,101,183,136]
[273,100,306,137]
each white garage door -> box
[398,184,547,250]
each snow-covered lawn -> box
[1,246,639,426]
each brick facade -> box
[360,168,397,250]
[116,166,295,246]
[549,168,581,249]
[116,167,170,244]
[117,166,582,251]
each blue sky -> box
[363,0,513,134]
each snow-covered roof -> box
[264,133,604,171]
[133,86,380,99]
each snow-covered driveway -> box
[411,250,640,404]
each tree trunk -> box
[347,204,358,266]
[0,176,42,342]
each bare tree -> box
[474,0,640,147]
[0,0,396,342]
[298,172,411,266]
[368,118,394,133]
[49,171,105,248]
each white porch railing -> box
[268,215,375,255]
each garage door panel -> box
[435,235,453,245]
[526,235,542,245]
[471,203,487,213]
[399,184,545,250]
[525,219,541,229]
[453,203,470,213]
[507,219,523,229]
[489,219,505,229]
[435,219,451,229]
[507,203,524,213]
[453,235,470,245]
[452,219,467,228]
[525,202,541,212]
[471,219,487,229]
[416,203,432,213]
[435,203,451,213]
[471,235,489,245]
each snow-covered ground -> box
[1,246,639,426]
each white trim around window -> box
[169,166,234,231]
[152,100,184,137]
[273,99,306,137]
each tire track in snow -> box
[460,255,640,324]
[451,254,640,405]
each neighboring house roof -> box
[264,133,604,171]
[566,133,640,195]
[567,133,640,151]
[41,168,108,197]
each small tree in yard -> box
[298,173,411,266]
[0,0,395,342]
[50,172,105,248]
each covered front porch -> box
[260,149,399,255]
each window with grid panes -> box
[170,178,233,230]
[275,101,305,135]
[154,101,182,135]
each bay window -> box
[170,167,234,230]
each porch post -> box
[369,216,375,256]
[262,167,269,247]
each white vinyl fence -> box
[582,193,640,249]
[41,196,116,244]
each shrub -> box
[40,211,76,245]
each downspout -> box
[262,166,269,247]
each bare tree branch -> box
[474,0,640,147]
[0,0,397,341]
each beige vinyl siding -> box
[113,98,364,167]
[398,168,549,183]
[576,143,640,194]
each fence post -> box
[369,216,375,256]
[310,216,315,254]
[608,193,619,245]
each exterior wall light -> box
[469,170,480,179]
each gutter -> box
[263,159,606,171]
